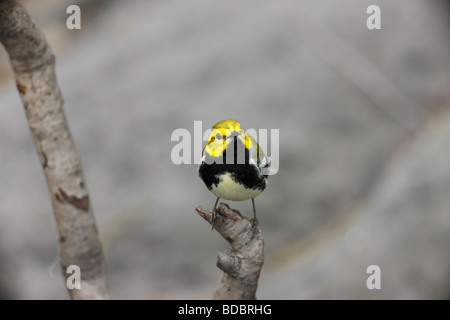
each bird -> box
[198,119,269,229]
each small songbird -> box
[198,120,269,229]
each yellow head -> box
[203,119,258,158]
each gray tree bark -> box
[0,0,109,299]
[196,203,264,299]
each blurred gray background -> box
[1,0,450,299]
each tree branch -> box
[0,0,109,299]
[196,203,264,300]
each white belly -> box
[210,172,264,201]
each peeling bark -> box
[0,0,109,299]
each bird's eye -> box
[215,133,223,140]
